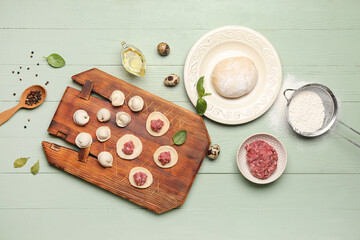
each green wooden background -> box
[0,0,359,239]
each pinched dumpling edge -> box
[109,90,125,107]
[128,95,144,112]
[116,111,131,127]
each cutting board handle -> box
[79,80,94,100]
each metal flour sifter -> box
[283,83,359,148]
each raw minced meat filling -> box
[245,140,278,179]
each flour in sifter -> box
[288,90,325,133]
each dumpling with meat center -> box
[116,134,142,160]
[146,112,170,137]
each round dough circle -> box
[146,112,170,137]
[116,134,143,160]
[129,167,153,189]
[73,110,90,126]
[211,56,258,98]
[96,108,111,122]
[96,126,111,142]
[153,146,178,168]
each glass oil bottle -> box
[121,41,146,77]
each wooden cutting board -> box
[43,68,211,213]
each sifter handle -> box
[283,89,296,102]
[330,129,360,148]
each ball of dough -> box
[75,132,92,148]
[97,151,113,168]
[211,57,258,98]
[109,90,125,107]
[96,108,111,122]
[128,96,144,112]
[73,110,90,126]
[96,126,111,142]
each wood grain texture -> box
[45,68,210,213]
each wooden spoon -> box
[0,85,47,126]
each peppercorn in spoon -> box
[0,85,47,126]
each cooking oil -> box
[121,41,146,77]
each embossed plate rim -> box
[184,25,282,125]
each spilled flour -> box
[266,74,308,134]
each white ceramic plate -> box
[237,133,287,184]
[184,26,282,125]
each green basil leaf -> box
[14,157,29,168]
[30,160,40,175]
[196,97,207,116]
[173,130,187,146]
[203,93,212,96]
[44,53,66,68]
[196,76,205,97]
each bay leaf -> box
[14,157,29,168]
[30,160,40,175]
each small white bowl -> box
[236,133,287,184]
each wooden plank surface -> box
[0,0,359,238]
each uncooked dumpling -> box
[97,151,113,168]
[211,57,258,98]
[96,126,111,142]
[109,90,125,107]
[75,132,92,148]
[128,96,144,112]
[116,112,131,127]
[96,108,111,122]
[73,110,90,126]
